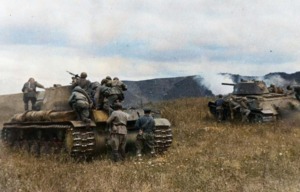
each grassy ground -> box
[1,97,300,191]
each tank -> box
[0,84,173,160]
[208,79,300,122]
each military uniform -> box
[94,86,123,112]
[228,97,240,120]
[239,97,251,122]
[22,78,44,111]
[72,72,92,94]
[106,105,128,162]
[215,95,224,122]
[111,78,127,101]
[68,86,92,122]
[135,109,156,156]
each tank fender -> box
[154,118,171,127]
[69,121,96,128]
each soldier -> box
[228,95,240,120]
[100,76,112,87]
[72,72,92,94]
[215,94,224,122]
[22,78,45,111]
[106,103,128,162]
[239,97,251,122]
[268,84,278,93]
[135,108,156,157]
[112,77,127,101]
[94,85,124,112]
[68,86,93,123]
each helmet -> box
[143,108,151,113]
[113,77,119,81]
[101,79,107,85]
[80,72,87,78]
[91,81,100,89]
[106,76,112,80]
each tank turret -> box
[222,80,269,95]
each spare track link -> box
[154,125,172,154]
[67,129,95,160]
[1,124,96,160]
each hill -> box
[122,71,300,107]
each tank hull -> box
[1,85,173,159]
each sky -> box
[1,0,300,95]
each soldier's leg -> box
[23,96,29,111]
[135,137,144,156]
[144,132,155,154]
[118,134,127,161]
[72,103,81,120]
[81,108,91,123]
[30,97,37,110]
[109,134,120,162]
[107,95,118,109]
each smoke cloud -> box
[194,73,234,95]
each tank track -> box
[154,125,172,154]
[1,124,96,160]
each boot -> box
[150,147,156,157]
[112,150,119,162]
[119,149,126,161]
[136,149,142,157]
[24,104,29,111]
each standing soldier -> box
[228,95,240,120]
[215,94,224,122]
[72,72,92,94]
[68,86,93,123]
[239,97,251,122]
[135,108,156,157]
[106,103,128,162]
[22,77,45,111]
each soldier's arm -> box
[120,81,127,91]
[35,82,45,89]
[106,112,116,124]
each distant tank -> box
[208,79,300,122]
[1,82,172,159]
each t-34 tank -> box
[1,84,172,159]
[208,79,300,122]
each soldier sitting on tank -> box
[268,84,278,93]
[135,108,156,157]
[72,72,92,94]
[112,77,127,101]
[94,85,124,113]
[286,85,294,95]
[68,86,93,123]
[90,81,101,108]
[106,103,128,162]
[215,94,225,122]
[22,77,45,111]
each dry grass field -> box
[2,97,300,192]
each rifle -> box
[66,71,80,78]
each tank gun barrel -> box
[222,83,235,86]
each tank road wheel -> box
[254,115,263,123]
[65,128,96,161]
[1,128,16,147]
[154,118,172,154]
